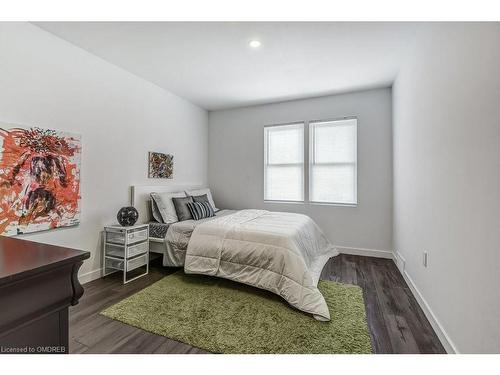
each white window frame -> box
[308,117,358,206]
[262,117,357,207]
[263,122,305,203]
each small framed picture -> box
[148,151,173,179]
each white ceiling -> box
[35,22,421,111]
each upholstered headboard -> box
[130,184,202,223]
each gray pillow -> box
[172,196,194,221]
[185,188,218,211]
[193,193,209,204]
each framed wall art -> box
[148,151,173,179]
[0,123,81,235]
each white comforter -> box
[184,209,338,321]
[163,210,235,267]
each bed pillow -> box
[192,193,211,206]
[172,196,194,221]
[186,201,215,221]
[151,191,187,223]
[185,188,218,211]
[149,199,162,223]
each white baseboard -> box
[79,267,103,285]
[336,246,394,259]
[394,251,406,272]
[399,266,458,354]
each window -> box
[264,123,304,201]
[263,118,357,205]
[309,118,357,205]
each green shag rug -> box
[101,272,372,354]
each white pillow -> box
[185,188,218,211]
[150,191,187,223]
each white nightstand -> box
[103,223,149,284]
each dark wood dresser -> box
[0,236,90,354]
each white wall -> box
[0,23,208,281]
[208,88,393,252]
[393,23,500,353]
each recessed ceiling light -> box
[249,40,261,48]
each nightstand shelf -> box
[103,224,149,284]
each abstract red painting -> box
[0,123,81,235]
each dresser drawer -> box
[127,228,148,245]
[105,243,124,258]
[105,257,125,271]
[105,253,148,271]
[105,241,148,258]
[106,227,148,245]
[128,241,149,257]
[127,254,148,271]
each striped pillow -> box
[186,201,215,220]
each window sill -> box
[309,201,357,208]
[264,200,357,208]
[264,200,304,205]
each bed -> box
[131,185,339,321]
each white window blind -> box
[309,118,357,204]
[264,123,304,201]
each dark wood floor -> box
[69,254,446,354]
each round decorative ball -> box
[117,206,139,226]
